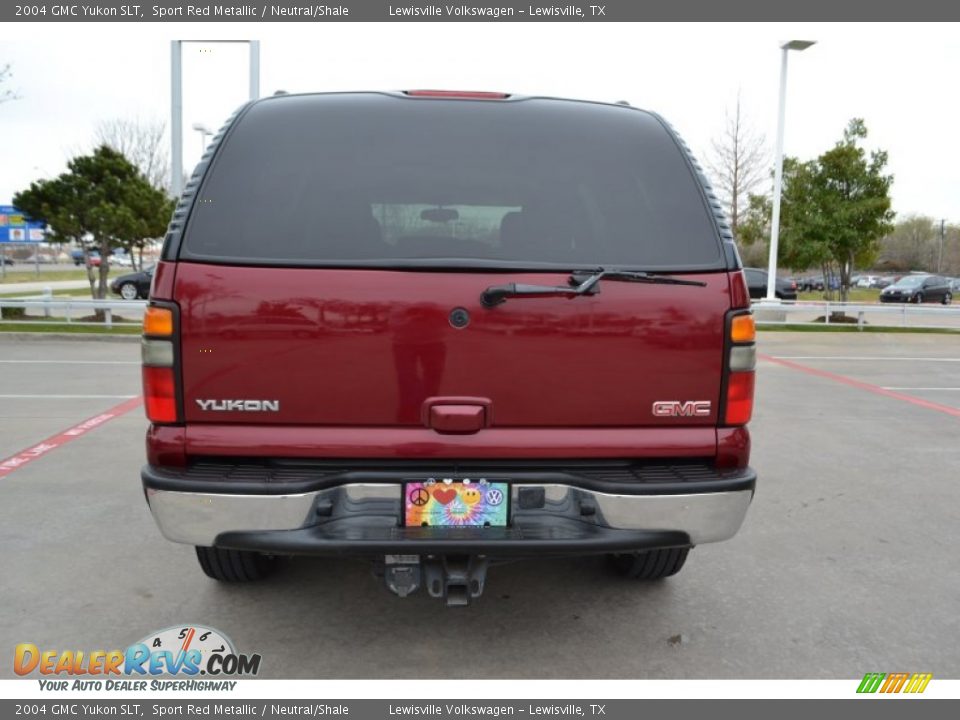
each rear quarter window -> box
[180,94,724,271]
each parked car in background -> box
[1,257,14,266]
[879,275,952,304]
[796,275,825,292]
[875,276,897,289]
[110,265,154,300]
[798,273,840,291]
[744,268,798,300]
[73,249,102,267]
[111,253,134,267]
[949,278,960,293]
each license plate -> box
[404,480,509,527]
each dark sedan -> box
[744,268,798,300]
[109,265,154,300]
[879,275,952,304]
[796,275,824,292]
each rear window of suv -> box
[180,94,723,271]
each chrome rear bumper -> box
[143,472,754,553]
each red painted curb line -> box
[0,396,144,478]
[760,354,960,419]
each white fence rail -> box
[753,300,960,331]
[0,295,147,328]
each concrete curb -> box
[0,332,140,343]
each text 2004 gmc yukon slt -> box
[140,90,757,605]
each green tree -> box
[741,119,894,303]
[95,117,171,269]
[777,157,843,296]
[783,119,894,302]
[735,192,772,267]
[14,146,173,301]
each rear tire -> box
[608,548,690,580]
[195,546,278,582]
[943,292,952,305]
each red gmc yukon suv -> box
[141,91,756,605]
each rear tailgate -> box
[176,263,729,429]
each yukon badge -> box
[196,399,280,412]
[652,400,711,417]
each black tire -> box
[943,292,952,305]
[119,282,139,300]
[195,546,278,582]
[913,293,923,304]
[608,548,690,580]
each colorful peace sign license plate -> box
[404,480,510,527]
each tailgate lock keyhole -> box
[449,307,470,329]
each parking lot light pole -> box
[171,40,260,199]
[192,123,213,152]
[766,39,816,301]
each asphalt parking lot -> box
[0,331,958,679]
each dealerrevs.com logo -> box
[14,625,261,691]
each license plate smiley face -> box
[404,480,508,527]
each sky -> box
[1,22,958,221]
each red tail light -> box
[730,271,751,309]
[724,371,755,425]
[143,366,177,423]
[142,302,180,424]
[723,303,756,427]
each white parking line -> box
[882,387,960,391]
[0,394,137,399]
[772,356,960,362]
[0,360,139,365]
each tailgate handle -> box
[423,397,491,434]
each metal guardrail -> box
[0,295,147,328]
[753,299,960,330]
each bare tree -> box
[877,215,960,274]
[705,94,768,235]
[1,63,20,104]
[94,117,171,270]
[877,215,937,271]
[95,117,170,194]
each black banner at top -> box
[3,0,959,22]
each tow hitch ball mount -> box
[382,554,489,607]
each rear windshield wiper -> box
[480,268,706,308]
